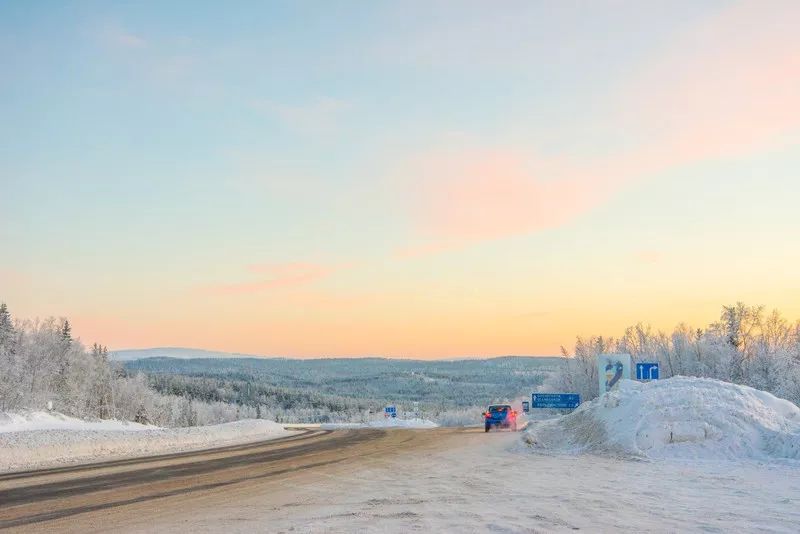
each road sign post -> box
[531,393,581,410]
[636,362,660,380]
[598,354,632,395]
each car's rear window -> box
[489,406,510,412]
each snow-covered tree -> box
[553,303,800,406]
[0,303,22,411]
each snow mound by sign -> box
[321,418,438,430]
[523,377,800,461]
[0,413,292,472]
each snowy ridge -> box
[523,377,800,461]
[0,412,292,472]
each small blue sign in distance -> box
[531,393,580,409]
[636,362,660,380]
[522,400,530,413]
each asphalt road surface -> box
[0,427,474,533]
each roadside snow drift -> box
[0,412,292,472]
[523,377,800,461]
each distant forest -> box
[125,357,557,424]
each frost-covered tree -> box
[0,309,134,418]
[60,319,72,343]
[0,303,22,410]
[546,337,604,402]
[552,303,800,406]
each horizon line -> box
[111,346,563,361]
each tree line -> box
[551,302,800,405]
[1,302,543,426]
[9,301,791,426]
[0,303,261,426]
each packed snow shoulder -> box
[523,377,800,461]
[0,412,292,472]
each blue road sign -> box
[385,406,397,418]
[522,401,530,413]
[636,362,660,380]
[531,393,580,409]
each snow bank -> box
[0,413,292,472]
[523,377,800,461]
[321,418,438,430]
[0,410,156,433]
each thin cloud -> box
[398,0,800,257]
[616,0,800,164]
[101,25,147,50]
[96,24,210,94]
[393,240,465,260]
[250,97,348,135]
[203,262,346,295]
[399,147,623,248]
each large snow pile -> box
[0,412,292,472]
[321,418,439,430]
[523,377,800,461]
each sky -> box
[1,0,799,358]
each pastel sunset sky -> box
[2,1,799,357]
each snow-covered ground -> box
[0,411,292,472]
[150,429,800,534]
[321,417,438,430]
[4,379,800,532]
[147,377,800,533]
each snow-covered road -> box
[2,426,799,533]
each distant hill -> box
[111,347,561,363]
[109,347,261,361]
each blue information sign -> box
[531,393,581,409]
[636,362,660,380]
[384,405,397,418]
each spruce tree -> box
[0,303,11,330]
[0,303,14,349]
[61,319,72,343]
[0,303,17,411]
